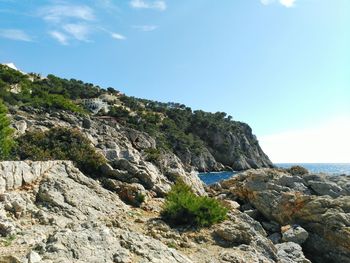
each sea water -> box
[199,163,350,185]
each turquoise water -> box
[199,163,350,185]
[199,171,236,185]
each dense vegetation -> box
[14,127,106,176]
[161,180,228,227]
[0,64,267,170]
[0,64,102,113]
[0,100,14,159]
[109,95,244,161]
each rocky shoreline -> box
[0,160,349,263]
[0,107,348,262]
[209,168,350,263]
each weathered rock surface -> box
[190,122,273,171]
[0,161,192,263]
[276,242,311,263]
[281,225,309,245]
[212,168,350,263]
[0,161,323,263]
[0,161,62,194]
[9,108,206,196]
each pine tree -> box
[0,100,14,159]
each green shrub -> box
[14,127,106,176]
[144,148,161,163]
[135,192,146,206]
[0,100,14,160]
[161,180,228,227]
[29,93,86,114]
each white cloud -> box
[39,4,95,23]
[259,117,350,163]
[130,0,166,11]
[132,25,158,32]
[63,23,91,41]
[279,0,296,8]
[260,0,296,8]
[111,32,126,40]
[49,31,68,45]
[260,0,274,5]
[0,29,32,42]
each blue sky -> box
[0,0,349,162]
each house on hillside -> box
[81,98,109,114]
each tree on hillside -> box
[0,100,14,159]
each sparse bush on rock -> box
[161,180,228,227]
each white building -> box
[81,98,110,114]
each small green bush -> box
[14,127,106,176]
[161,180,228,227]
[135,192,146,206]
[0,100,14,160]
[144,148,161,163]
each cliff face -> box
[187,122,273,171]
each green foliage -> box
[135,192,146,206]
[0,65,96,113]
[0,64,257,168]
[161,180,228,227]
[1,234,16,247]
[14,127,106,176]
[0,100,14,160]
[29,92,86,113]
[144,148,161,163]
[107,95,245,163]
[166,241,177,249]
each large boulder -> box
[281,225,309,245]
[276,242,311,263]
[214,168,350,263]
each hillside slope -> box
[0,64,272,172]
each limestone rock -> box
[282,225,309,244]
[27,251,41,263]
[0,161,193,263]
[213,168,350,263]
[276,242,311,263]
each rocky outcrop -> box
[175,148,225,172]
[0,161,193,263]
[0,161,68,194]
[212,168,350,263]
[10,106,272,176]
[191,122,273,171]
[9,108,206,196]
[1,161,323,263]
[276,242,311,263]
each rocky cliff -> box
[0,161,311,263]
[210,168,350,263]
[9,106,206,198]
